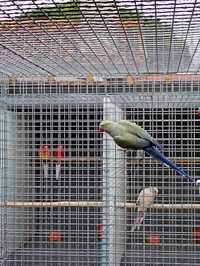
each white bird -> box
[132,186,158,231]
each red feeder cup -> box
[193,227,200,243]
[145,233,160,245]
[96,224,103,241]
[48,231,61,242]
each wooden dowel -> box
[31,158,200,165]
[2,201,200,209]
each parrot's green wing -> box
[118,120,160,148]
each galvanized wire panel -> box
[0,0,200,77]
[0,79,200,265]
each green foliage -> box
[143,16,161,27]
[18,1,81,21]
[118,8,140,21]
[118,8,161,27]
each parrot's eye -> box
[154,188,158,194]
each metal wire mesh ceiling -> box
[0,0,200,77]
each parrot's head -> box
[99,120,119,136]
[153,187,159,196]
[99,120,110,131]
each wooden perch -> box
[2,201,200,209]
[32,157,200,165]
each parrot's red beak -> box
[99,127,104,133]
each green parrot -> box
[99,120,193,182]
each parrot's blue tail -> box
[144,146,194,182]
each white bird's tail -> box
[131,212,146,231]
[43,163,48,178]
[55,163,61,180]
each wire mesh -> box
[1,0,200,265]
[0,78,200,265]
[0,0,199,77]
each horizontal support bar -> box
[1,201,200,209]
[3,73,200,83]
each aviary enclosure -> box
[0,0,200,265]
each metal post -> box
[101,97,126,266]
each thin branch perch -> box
[2,201,200,209]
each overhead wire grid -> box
[0,0,199,77]
[1,0,200,266]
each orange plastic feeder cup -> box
[96,224,103,241]
[145,233,160,245]
[48,231,61,242]
[193,227,200,243]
